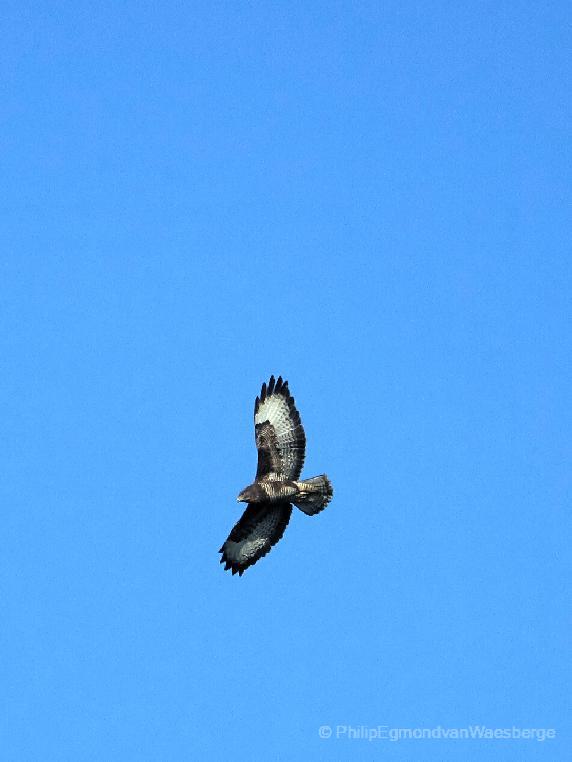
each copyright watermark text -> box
[318,724,556,742]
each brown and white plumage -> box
[254,375,306,481]
[219,375,333,576]
[219,502,293,576]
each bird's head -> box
[237,485,256,503]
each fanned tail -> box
[293,475,333,516]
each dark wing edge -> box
[219,502,293,576]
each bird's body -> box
[237,479,299,503]
[219,375,333,575]
[238,477,332,508]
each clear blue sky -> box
[1,2,570,760]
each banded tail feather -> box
[293,474,333,515]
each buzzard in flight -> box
[219,375,333,575]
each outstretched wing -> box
[254,375,306,480]
[219,502,292,575]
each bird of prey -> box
[219,375,333,575]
